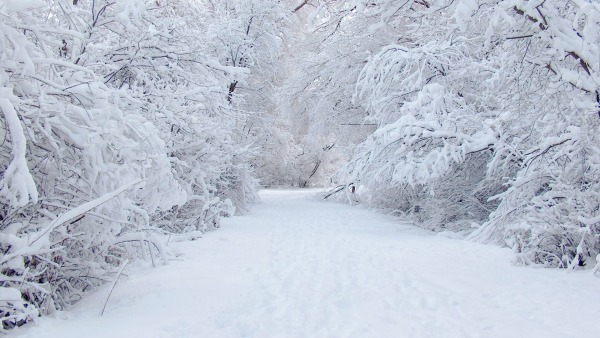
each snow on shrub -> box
[0,0,260,329]
[333,0,600,269]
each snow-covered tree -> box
[276,0,397,187]
[0,0,269,328]
[330,0,600,269]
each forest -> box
[1,0,599,330]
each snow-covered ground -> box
[12,190,600,338]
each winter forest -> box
[1,0,600,333]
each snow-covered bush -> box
[311,0,600,269]
[346,81,504,231]
[0,0,264,328]
[466,0,600,269]
[93,0,260,224]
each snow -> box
[10,189,600,338]
[0,95,38,207]
[0,288,25,302]
[27,178,144,247]
[1,0,45,14]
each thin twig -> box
[101,259,129,316]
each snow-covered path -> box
[14,190,600,338]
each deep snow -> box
[11,189,600,337]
